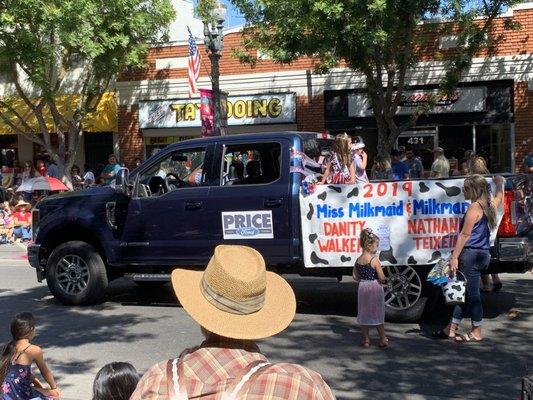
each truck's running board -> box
[124,273,171,282]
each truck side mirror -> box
[115,167,130,195]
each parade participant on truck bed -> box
[320,132,355,185]
[351,136,369,184]
[131,245,335,400]
[433,174,504,342]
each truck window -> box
[220,142,281,186]
[135,147,207,197]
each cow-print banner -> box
[300,178,504,268]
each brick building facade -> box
[116,2,533,173]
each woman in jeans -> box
[434,174,504,342]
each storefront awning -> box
[0,92,117,135]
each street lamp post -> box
[203,1,227,136]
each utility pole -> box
[203,1,227,136]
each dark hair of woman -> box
[92,362,140,400]
[0,312,35,383]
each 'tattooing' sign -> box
[139,93,296,129]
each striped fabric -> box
[130,339,335,400]
[187,27,202,98]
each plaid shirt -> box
[130,339,335,400]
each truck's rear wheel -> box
[46,241,108,305]
[383,265,427,322]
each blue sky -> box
[193,0,246,27]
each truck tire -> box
[382,265,428,322]
[46,241,108,305]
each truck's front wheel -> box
[46,241,108,305]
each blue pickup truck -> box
[28,132,532,321]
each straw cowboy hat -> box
[14,200,31,210]
[171,245,296,340]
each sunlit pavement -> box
[0,248,531,399]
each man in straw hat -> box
[131,245,335,400]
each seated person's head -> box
[92,362,139,400]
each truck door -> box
[118,145,214,264]
[207,139,292,265]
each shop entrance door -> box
[397,129,436,170]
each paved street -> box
[0,244,531,400]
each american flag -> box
[187,27,201,98]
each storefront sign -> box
[348,87,486,117]
[139,93,296,129]
[299,178,502,268]
[222,211,274,239]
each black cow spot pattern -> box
[419,182,430,193]
[311,251,329,265]
[306,204,314,220]
[309,233,318,244]
[318,191,328,201]
[435,182,461,196]
[448,293,455,300]
[407,256,417,265]
[379,247,397,264]
[347,187,359,198]
[340,255,351,262]
[451,284,463,291]
[328,185,342,193]
[427,251,442,263]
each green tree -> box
[230,0,520,155]
[0,0,175,187]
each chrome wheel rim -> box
[383,265,422,310]
[56,255,89,295]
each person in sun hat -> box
[131,245,335,400]
[12,199,32,242]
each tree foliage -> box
[230,0,520,154]
[0,0,175,185]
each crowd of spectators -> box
[0,154,131,245]
[367,145,493,181]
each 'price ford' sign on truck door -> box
[222,211,274,239]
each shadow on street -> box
[0,275,530,399]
